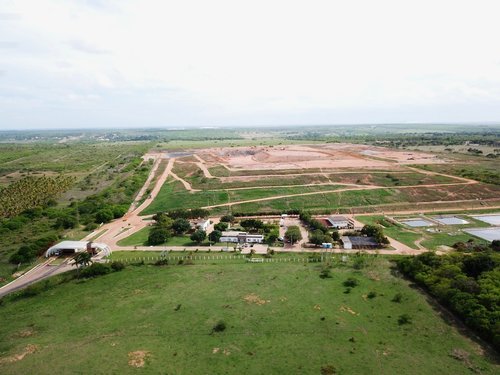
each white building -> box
[220,231,264,244]
[45,241,111,257]
[194,219,210,231]
[326,216,353,229]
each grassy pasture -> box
[224,184,500,215]
[0,258,496,374]
[140,178,347,215]
[116,227,224,247]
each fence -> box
[112,254,327,265]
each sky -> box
[1,0,500,129]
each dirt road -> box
[85,157,176,248]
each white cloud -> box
[1,0,500,128]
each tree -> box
[209,230,222,243]
[214,222,229,231]
[54,215,77,229]
[265,229,279,245]
[361,224,382,237]
[74,252,92,269]
[240,219,264,231]
[172,218,191,234]
[148,227,170,245]
[309,229,326,246]
[190,230,206,244]
[361,224,389,245]
[220,214,235,223]
[95,209,114,223]
[285,226,302,245]
[491,240,500,252]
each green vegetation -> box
[0,258,496,374]
[219,184,499,215]
[0,176,75,218]
[420,233,489,251]
[141,178,346,215]
[397,250,500,350]
[0,141,152,284]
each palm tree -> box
[74,252,92,270]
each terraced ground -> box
[142,148,500,217]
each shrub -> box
[343,277,359,288]
[79,263,111,278]
[84,222,98,231]
[212,320,226,333]
[95,209,114,223]
[14,284,43,299]
[321,364,337,375]
[367,291,377,299]
[110,261,125,271]
[398,314,412,325]
[320,268,332,279]
[392,293,403,303]
[352,257,366,270]
[154,259,169,266]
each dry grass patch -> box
[0,344,38,364]
[340,305,359,316]
[243,293,269,305]
[128,350,150,368]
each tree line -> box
[396,247,500,351]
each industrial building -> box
[325,216,354,229]
[220,231,264,244]
[341,236,379,250]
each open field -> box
[116,227,224,247]
[0,258,497,374]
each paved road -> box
[0,260,75,298]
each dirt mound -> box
[340,305,359,316]
[0,344,38,364]
[243,293,269,305]
[128,351,150,367]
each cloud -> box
[1,0,500,129]
[67,39,109,54]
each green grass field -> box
[117,227,224,247]
[140,178,346,215]
[0,258,496,374]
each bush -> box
[398,314,412,325]
[392,293,403,303]
[154,259,169,266]
[212,320,226,333]
[352,257,366,270]
[95,209,114,223]
[84,222,98,231]
[320,267,332,279]
[14,284,43,299]
[79,263,111,278]
[367,291,377,299]
[321,365,337,375]
[343,277,359,288]
[110,261,125,271]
